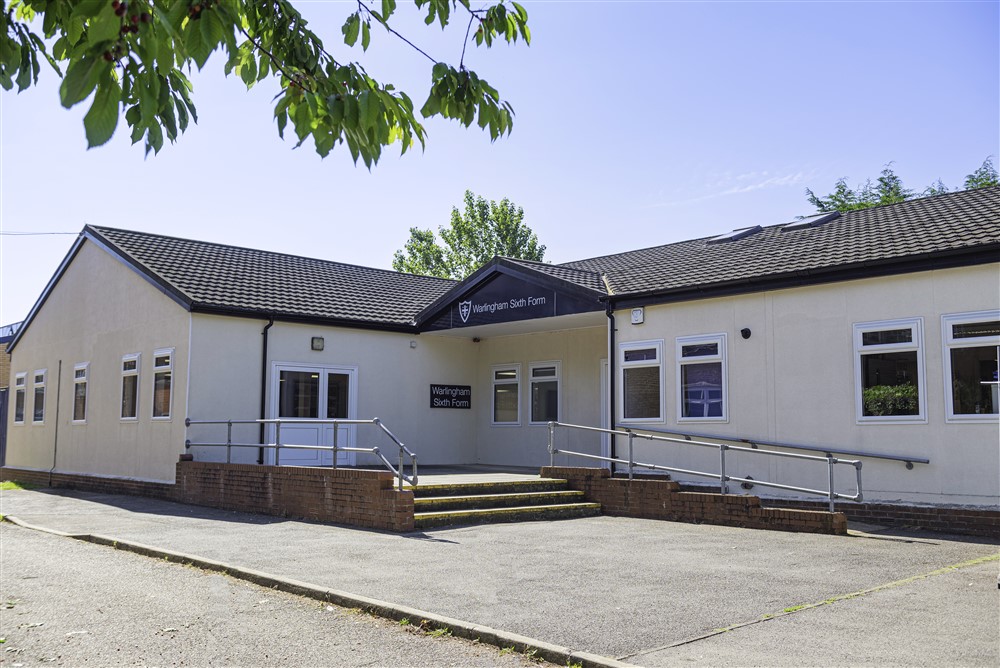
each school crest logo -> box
[459,300,472,323]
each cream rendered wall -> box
[474,325,606,468]
[5,241,190,482]
[615,264,1000,507]
[186,317,479,465]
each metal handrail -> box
[625,425,929,468]
[184,418,417,491]
[547,421,862,512]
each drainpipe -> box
[605,301,616,473]
[258,317,274,464]
[49,360,62,486]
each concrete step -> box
[414,502,602,529]
[413,489,587,512]
[411,478,571,498]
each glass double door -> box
[272,365,355,466]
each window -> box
[73,363,89,423]
[620,340,663,421]
[854,318,925,422]
[32,369,46,424]
[121,353,140,420]
[529,362,561,424]
[152,349,173,419]
[14,373,26,424]
[942,311,999,421]
[492,364,520,425]
[677,334,727,421]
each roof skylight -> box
[781,211,841,231]
[707,226,762,244]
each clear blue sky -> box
[2,0,997,325]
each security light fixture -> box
[311,337,325,351]
[741,328,752,339]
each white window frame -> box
[491,363,521,426]
[31,369,46,425]
[121,353,141,421]
[72,363,89,424]
[528,361,562,425]
[853,318,926,423]
[151,348,174,420]
[13,372,26,425]
[942,310,1000,423]
[676,333,728,423]
[619,339,664,423]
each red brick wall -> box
[542,466,847,535]
[2,462,414,532]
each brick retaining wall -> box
[1,462,414,532]
[543,466,847,535]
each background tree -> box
[393,190,544,279]
[1,0,530,165]
[805,157,998,212]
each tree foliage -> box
[805,158,999,213]
[393,189,544,279]
[0,0,530,165]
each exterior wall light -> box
[311,336,325,351]
[740,328,752,339]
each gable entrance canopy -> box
[414,257,609,337]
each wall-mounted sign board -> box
[430,384,471,409]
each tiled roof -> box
[504,257,607,294]
[562,187,1000,296]
[87,226,457,328]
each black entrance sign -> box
[430,384,471,409]
[425,273,601,330]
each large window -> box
[620,340,663,421]
[677,334,727,421]
[121,353,140,420]
[854,318,925,422]
[14,373,26,424]
[152,349,173,419]
[492,364,520,425]
[73,363,89,423]
[942,311,999,421]
[529,361,561,424]
[32,369,46,424]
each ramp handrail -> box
[184,417,417,491]
[547,421,862,512]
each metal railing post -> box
[627,430,634,480]
[332,422,339,469]
[854,461,864,503]
[828,455,836,512]
[398,442,404,492]
[226,420,233,464]
[274,421,281,467]
[548,422,555,467]
[720,444,728,495]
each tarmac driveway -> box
[2,488,997,666]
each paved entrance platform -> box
[2,487,998,666]
[404,464,545,486]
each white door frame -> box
[269,362,358,467]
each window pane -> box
[278,371,319,418]
[74,368,87,380]
[33,387,45,422]
[123,359,137,372]
[953,321,1000,339]
[327,373,349,419]
[623,367,659,419]
[860,352,919,416]
[681,343,719,358]
[153,371,172,418]
[861,329,912,346]
[950,345,999,415]
[15,389,25,422]
[681,362,723,418]
[624,348,657,363]
[121,375,138,418]
[154,354,171,368]
[494,369,517,381]
[73,382,87,421]
[531,366,556,378]
[493,385,519,423]
[531,380,558,422]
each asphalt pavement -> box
[2,487,998,667]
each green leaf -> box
[343,14,360,47]
[70,0,107,20]
[59,55,107,108]
[83,76,120,148]
[88,3,121,44]
[381,0,397,21]
[361,21,370,51]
